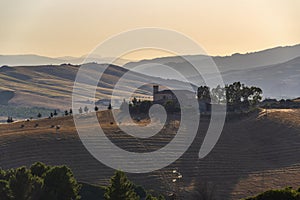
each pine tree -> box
[104,171,139,200]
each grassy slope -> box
[0,109,299,199]
[0,64,191,110]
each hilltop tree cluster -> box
[120,97,180,114]
[197,82,263,111]
[120,98,155,114]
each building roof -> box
[156,89,195,95]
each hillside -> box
[0,109,299,199]
[221,56,300,98]
[0,63,192,110]
[2,44,300,68]
[125,55,300,99]
[124,44,300,73]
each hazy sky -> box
[0,0,299,60]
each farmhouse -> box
[152,85,210,112]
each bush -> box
[244,187,300,200]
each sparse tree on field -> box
[69,109,72,115]
[7,116,13,123]
[78,107,83,114]
[53,110,58,116]
[94,106,99,111]
[64,110,68,116]
[84,106,89,113]
[50,113,54,118]
[108,103,112,110]
[132,97,138,107]
[37,113,42,118]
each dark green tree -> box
[132,97,138,107]
[0,180,12,200]
[42,166,81,200]
[139,101,152,114]
[8,167,40,200]
[145,193,165,200]
[197,86,210,101]
[104,171,139,200]
[108,103,112,110]
[37,113,42,118]
[245,187,299,200]
[250,86,263,105]
[30,162,49,178]
[7,117,13,123]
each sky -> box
[0,0,300,60]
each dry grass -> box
[0,109,300,199]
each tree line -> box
[197,82,262,110]
[0,163,164,200]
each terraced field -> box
[0,109,300,199]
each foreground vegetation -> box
[0,163,164,200]
[244,187,300,200]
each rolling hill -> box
[124,45,300,99]
[0,63,193,111]
[0,109,299,199]
[124,44,300,73]
[0,54,131,66]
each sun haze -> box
[0,0,299,60]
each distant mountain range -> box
[0,54,131,67]
[124,44,300,99]
[124,44,300,72]
[1,44,300,69]
[0,44,299,110]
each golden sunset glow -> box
[1,0,299,60]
